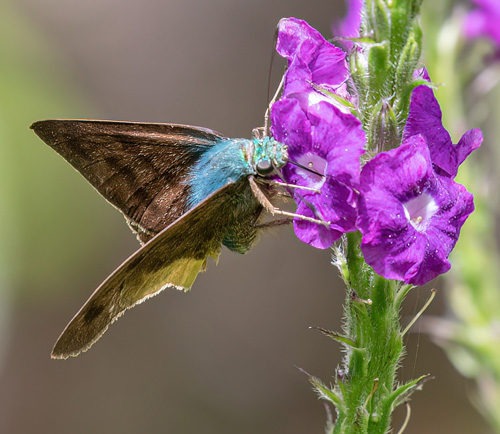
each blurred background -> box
[0,0,489,433]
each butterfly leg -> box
[269,208,330,226]
[260,179,321,194]
[249,176,330,227]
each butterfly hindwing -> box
[51,181,259,359]
[31,120,225,243]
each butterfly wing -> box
[51,181,252,359]
[31,119,225,243]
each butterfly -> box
[32,119,324,359]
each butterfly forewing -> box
[51,182,249,359]
[31,120,225,243]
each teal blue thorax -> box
[187,136,288,209]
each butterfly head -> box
[250,137,288,177]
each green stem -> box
[331,232,406,434]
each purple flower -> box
[271,93,365,249]
[464,0,500,51]
[357,73,482,285]
[403,81,483,177]
[276,18,351,105]
[357,135,475,286]
[272,18,365,249]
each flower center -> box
[296,152,327,189]
[403,192,439,231]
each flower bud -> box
[370,99,399,153]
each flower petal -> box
[271,97,312,156]
[276,17,326,60]
[308,101,365,183]
[276,18,349,98]
[293,180,358,249]
[403,84,482,177]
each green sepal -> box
[408,0,424,17]
[395,25,422,89]
[367,41,391,105]
[391,0,422,52]
[393,25,423,127]
[369,0,391,42]
[309,375,344,408]
[368,99,399,152]
[310,326,358,348]
[350,49,369,115]
[311,83,360,119]
[366,376,430,434]
[332,242,350,284]
[386,374,431,409]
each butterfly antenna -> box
[264,25,286,137]
[267,24,279,106]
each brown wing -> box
[51,181,259,359]
[31,119,225,243]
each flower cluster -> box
[271,18,482,285]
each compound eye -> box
[256,159,274,176]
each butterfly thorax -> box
[186,137,287,209]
